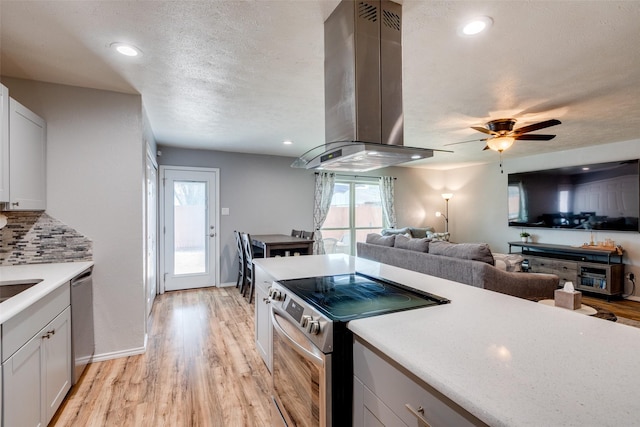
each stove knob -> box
[301,315,312,328]
[307,320,321,335]
[271,290,284,301]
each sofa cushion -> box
[426,231,450,242]
[365,233,396,246]
[429,241,494,265]
[408,227,435,238]
[394,235,430,252]
[381,227,410,237]
[493,253,524,272]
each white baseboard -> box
[219,281,236,288]
[623,295,640,302]
[92,345,146,363]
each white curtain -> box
[379,176,397,229]
[313,172,336,254]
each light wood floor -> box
[582,294,640,321]
[52,287,272,427]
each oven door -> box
[271,306,332,427]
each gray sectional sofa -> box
[357,234,559,299]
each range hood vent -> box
[292,0,441,172]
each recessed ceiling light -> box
[110,42,141,57]
[283,140,293,145]
[459,16,493,36]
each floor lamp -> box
[435,193,453,233]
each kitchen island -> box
[255,254,640,426]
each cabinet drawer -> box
[2,283,70,362]
[528,258,577,272]
[527,258,578,283]
[354,338,485,427]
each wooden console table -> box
[508,241,625,298]
[251,234,314,258]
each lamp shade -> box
[441,193,453,200]
[487,136,515,152]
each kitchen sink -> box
[0,279,43,303]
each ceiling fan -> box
[446,118,561,152]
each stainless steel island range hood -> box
[292,0,440,172]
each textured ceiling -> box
[1,0,639,169]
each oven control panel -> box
[270,282,334,353]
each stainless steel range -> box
[269,272,449,426]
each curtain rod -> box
[315,172,396,180]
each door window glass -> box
[173,181,206,275]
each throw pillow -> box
[365,233,396,247]
[408,226,435,238]
[394,234,430,252]
[426,231,450,242]
[429,241,495,265]
[381,227,410,236]
[493,253,524,272]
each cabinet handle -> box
[405,404,432,427]
[262,297,271,304]
[11,201,19,207]
[48,329,56,335]
[42,333,51,339]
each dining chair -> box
[234,230,247,294]
[291,229,302,238]
[241,232,257,303]
[323,237,338,254]
[301,230,314,240]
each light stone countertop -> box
[255,254,640,426]
[0,261,94,324]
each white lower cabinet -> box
[2,283,72,427]
[353,337,486,427]
[3,306,71,427]
[254,265,274,373]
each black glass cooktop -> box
[277,273,449,321]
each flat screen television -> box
[508,159,639,232]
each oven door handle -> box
[271,307,325,367]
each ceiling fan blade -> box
[514,134,556,141]
[444,138,488,147]
[471,126,497,135]
[513,119,561,135]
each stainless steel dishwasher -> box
[71,267,95,385]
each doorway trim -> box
[159,165,220,294]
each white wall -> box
[442,139,640,298]
[2,77,147,358]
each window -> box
[508,182,528,222]
[321,179,383,255]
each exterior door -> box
[160,166,219,292]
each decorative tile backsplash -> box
[0,212,92,265]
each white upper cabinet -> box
[0,84,9,202]
[8,97,46,210]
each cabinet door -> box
[44,307,72,424]
[3,330,45,427]
[255,284,272,372]
[254,265,274,373]
[0,84,8,202]
[9,97,46,210]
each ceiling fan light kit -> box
[487,136,515,152]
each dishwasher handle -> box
[71,268,93,286]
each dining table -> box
[251,234,314,258]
